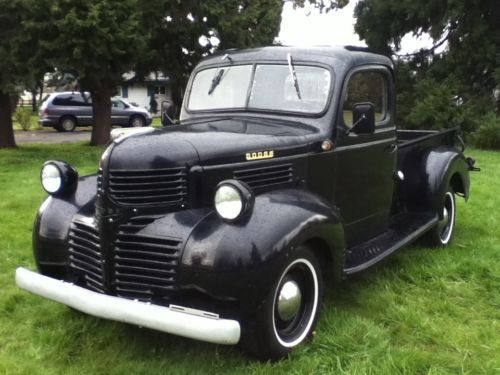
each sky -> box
[278,0,437,55]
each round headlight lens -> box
[41,163,62,194]
[215,184,243,220]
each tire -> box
[129,115,145,128]
[425,188,456,246]
[242,246,324,360]
[57,116,77,132]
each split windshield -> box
[188,64,332,115]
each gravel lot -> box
[15,129,92,144]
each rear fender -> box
[418,147,470,215]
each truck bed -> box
[397,128,460,150]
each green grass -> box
[0,145,498,374]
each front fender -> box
[34,175,97,276]
[178,189,344,312]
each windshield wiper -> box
[287,53,302,100]
[208,54,232,96]
[208,69,224,95]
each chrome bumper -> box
[15,267,241,345]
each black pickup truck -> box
[16,46,477,360]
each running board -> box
[343,213,438,275]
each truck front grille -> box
[112,224,182,301]
[234,163,294,192]
[108,167,187,206]
[68,220,105,293]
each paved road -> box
[15,130,91,144]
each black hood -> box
[108,118,320,170]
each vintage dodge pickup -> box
[16,46,478,360]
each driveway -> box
[15,129,91,144]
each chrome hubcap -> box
[277,280,302,321]
[63,120,73,130]
[437,192,454,243]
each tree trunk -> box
[37,82,44,109]
[31,89,38,113]
[170,78,185,119]
[10,94,19,113]
[0,91,16,148]
[90,86,112,146]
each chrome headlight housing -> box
[40,161,78,196]
[214,180,254,222]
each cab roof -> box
[197,45,394,71]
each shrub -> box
[472,113,500,150]
[13,107,33,131]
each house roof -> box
[122,72,170,84]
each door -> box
[333,67,397,246]
[111,98,130,125]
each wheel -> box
[426,188,456,246]
[242,246,323,360]
[129,115,145,128]
[58,116,76,132]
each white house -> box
[118,72,171,114]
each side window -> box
[112,99,126,109]
[68,94,85,106]
[52,93,92,106]
[343,71,388,127]
[52,94,72,106]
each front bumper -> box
[15,267,241,345]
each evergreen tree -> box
[354,0,500,133]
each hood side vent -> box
[108,167,187,207]
[233,163,294,192]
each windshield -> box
[188,64,332,115]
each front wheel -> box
[243,246,323,360]
[426,189,456,246]
[57,116,76,132]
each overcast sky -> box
[278,0,436,55]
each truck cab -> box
[17,46,475,360]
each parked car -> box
[38,91,152,132]
[17,46,478,360]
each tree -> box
[0,0,35,148]
[25,0,149,145]
[134,0,285,117]
[353,0,500,132]
[137,0,348,118]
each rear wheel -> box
[57,116,76,132]
[426,188,456,246]
[129,115,145,128]
[242,246,323,360]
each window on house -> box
[120,86,129,98]
[148,86,166,95]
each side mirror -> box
[347,102,376,135]
[161,100,176,126]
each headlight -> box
[40,161,78,196]
[214,180,254,221]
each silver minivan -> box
[39,92,153,132]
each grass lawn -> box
[0,144,498,374]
